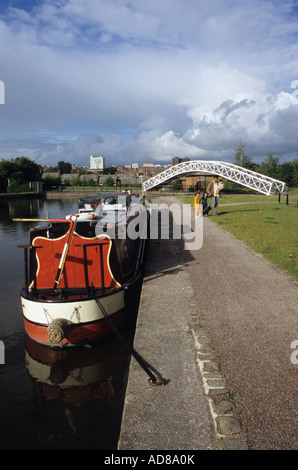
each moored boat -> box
[15,194,149,348]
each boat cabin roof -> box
[78,193,132,209]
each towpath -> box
[118,196,297,450]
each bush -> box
[7,182,30,193]
[72,176,81,186]
[171,181,181,190]
[43,175,61,190]
[105,176,114,187]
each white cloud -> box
[0,0,297,166]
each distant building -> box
[172,157,189,166]
[90,155,105,170]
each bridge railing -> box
[142,161,286,195]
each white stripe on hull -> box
[21,289,125,326]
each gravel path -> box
[120,196,297,450]
[185,211,298,450]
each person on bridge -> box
[207,176,219,215]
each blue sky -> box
[0,0,298,167]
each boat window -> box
[102,197,117,204]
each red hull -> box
[24,310,125,347]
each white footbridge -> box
[142,160,286,195]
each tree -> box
[277,161,295,186]
[0,159,14,191]
[261,152,279,178]
[234,139,253,169]
[0,172,9,192]
[292,158,298,187]
[0,156,41,192]
[103,166,116,175]
[277,159,298,187]
[58,161,72,174]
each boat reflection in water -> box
[24,330,132,449]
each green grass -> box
[178,194,280,205]
[177,195,298,279]
[218,194,276,204]
[213,204,297,279]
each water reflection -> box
[24,333,131,449]
[0,198,41,222]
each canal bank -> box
[118,196,297,451]
[0,192,43,200]
[117,199,248,451]
[117,231,218,450]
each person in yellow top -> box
[194,192,201,218]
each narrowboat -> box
[15,194,149,348]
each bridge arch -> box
[142,160,286,195]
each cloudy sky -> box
[0,0,298,167]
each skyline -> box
[0,0,298,167]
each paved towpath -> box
[118,214,219,450]
[178,196,298,450]
[118,196,297,450]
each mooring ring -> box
[148,377,165,386]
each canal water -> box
[0,196,139,450]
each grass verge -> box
[178,196,298,279]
